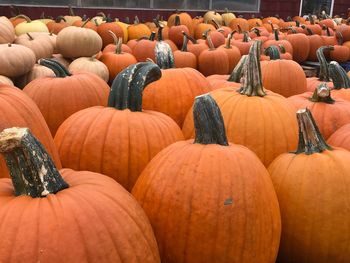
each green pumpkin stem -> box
[26,32,34,41]
[309,83,335,104]
[252,27,261,36]
[288,27,297,34]
[274,29,280,40]
[316,46,334,81]
[55,15,67,23]
[329,61,350,89]
[0,127,69,198]
[39,58,72,78]
[228,55,248,82]
[181,32,189,52]
[108,62,162,111]
[264,45,281,60]
[239,40,266,97]
[294,108,332,154]
[81,18,91,28]
[193,94,229,146]
[157,24,164,41]
[336,31,344,45]
[225,32,234,49]
[149,31,156,41]
[175,15,180,26]
[184,32,198,44]
[242,32,251,42]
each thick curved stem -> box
[309,82,335,104]
[39,58,72,78]
[228,55,248,82]
[336,31,344,45]
[294,108,332,154]
[193,94,229,146]
[242,32,251,42]
[0,128,69,197]
[116,37,123,54]
[329,61,350,89]
[181,32,189,52]
[316,46,334,81]
[225,32,234,49]
[239,40,266,97]
[206,34,215,50]
[183,31,197,44]
[155,41,175,69]
[15,14,31,22]
[108,62,162,111]
[211,19,221,29]
[264,45,281,60]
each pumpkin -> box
[329,32,349,62]
[46,16,69,34]
[303,27,325,61]
[14,32,54,61]
[303,15,322,35]
[51,53,71,68]
[97,18,124,48]
[102,30,132,54]
[183,32,208,58]
[0,76,13,86]
[262,29,293,56]
[0,127,160,263]
[231,32,253,55]
[115,20,129,43]
[203,10,223,25]
[289,83,350,139]
[0,84,61,177]
[133,32,157,62]
[128,16,152,40]
[68,56,109,82]
[54,62,184,191]
[321,26,337,45]
[218,32,242,72]
[193,22,216,40]
[143,46,211,127]
[132,93,281,263]
[0,43,36,78]
[173,33,197,69]
[198,35,229,76]
[328,123,350,151]
[100,37,137,82]
[23,59,110,136]
[14,15,49,36]
[168,12,194,36]
[38,11,54,25]
[285,28,310,63]
[14,64,55,89]
[63,5,82,25]
[57,26,102,59]
[229,17,249,32]
[72,17,98,31]
[335,24,350,42]
[222,8,236,26]
[268,108,350,263]
[182,41,298,166]
[261,45,307,97]
[204,29,225,48]
[0,16,15,44]
[168,16,190,47]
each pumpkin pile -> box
[1,6,350,263]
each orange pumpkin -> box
[168,15,190,47]
[173,33,197,69]
[268,108,350,263]
[97,19,124,48]
[285,28,310,63]
[46,16,69,34]
[132,93,281,263]
[168,12,194,36]
[0,127,160,263]
[218,32,241,72]
[328,123,350,150]
[23,59,110,136]
[128,16,152,40]
[54,63,184,191]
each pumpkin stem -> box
[294,108,332,154]
[309,82,335,104]
[134,16,140,24]
[242,32,251,42]
[175,15,181,26]
[116,37,123,54]
[206,34,215,50]
[55,15,67,23]
[193,94,229,146]
[81,18,91,28]
[288,27,297,34]
[252,27,261,36]
[183,31,197,44]
[329,61,350,89]
[273,29,280,40]
[239,40,266,97]
[228,55,248,82]
[181,31,189,52]
[0,127,69,198]
[155,40,175,69]
[108,30,118,45]
[149,31,156,41]
[316,46,334,81]
[157,24,164,42]
[335,31,344,45]
[211,19,221,29]
[308,14,315,25]
[225,32,234,49]
[108,62,162,111]
[264,45,281,59]
[269,21,274,33]
[26,32,34,41]
[39,58,72,78]
[15,14,31,22]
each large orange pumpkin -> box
[132,93,281,263]
[0,127,160,263]
[183,41,298,167]
[328,123,350,151]
[23,59,110,136]
[0,84,61,177]
[54,62,184,191]
[268,108,350,263]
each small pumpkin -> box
[173,33,197,69]
[128,16,152,40]
[97,16,124,48]
[14,15,49,36]
[14,64,55,89]
[0,16,15,44]
[47,16,69,34]
[168,15,190,47]
[69,56,109,82]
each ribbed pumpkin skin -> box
[306,78,333,92]
[206,74,241,90]
[0,169,160,263]
[288,92,350,139]
[23,73,110,136]
[54,107,184,191]
[268,149,350,263]
[261,60,307,97]
[0,85,61,177]
[132,141,281,263]
[142,68,212,127]
[285,33,310,63]
[182,89,298,166]
[198,49,229,76]
[328,123,350,150]
[0,16,15,44]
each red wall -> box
[0,1,348,20]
